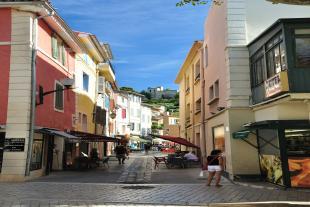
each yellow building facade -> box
[175,41,204,154]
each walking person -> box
[205,149,223,187]
[114,144,127,164]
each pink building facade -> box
[0,1,83,181]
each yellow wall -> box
[75,93,95,133]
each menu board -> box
[4,138,25,152]
[288,157,310,188]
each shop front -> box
[234,120,310,188]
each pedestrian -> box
[114,144,127,164]
[205,149,223,187]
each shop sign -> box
[265,72,289,98]
[4,138,25,152]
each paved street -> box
[0,153,309,206]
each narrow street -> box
[0,153,309,206]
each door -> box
[0,132,5,173]
[45,134,54,175]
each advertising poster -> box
[259,154,284,185]
[288,157,310,188]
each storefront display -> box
[259,154,284,185]
[288,157,310,187]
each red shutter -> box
[122,109,126,119]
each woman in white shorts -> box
[206,149,223,187]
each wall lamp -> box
[36,78,75,106]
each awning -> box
[130,136,151,143]
[36,128,79,142]
[70,131,120,143]
[151,135,200,149]
[232,130,251,139]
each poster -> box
[259,154,284,185]
[288,157,310,188]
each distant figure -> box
[184,151,199,161]
[144,143,151,155]
[114,145,127,164]
[206,149,223,187]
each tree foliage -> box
[120,87,135,92]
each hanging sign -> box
[4,138,25,152]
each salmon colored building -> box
[0,0,84,181]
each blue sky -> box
[52,0,209,91]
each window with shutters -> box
[54,81,64,111]
[98,76,105,94]
[122,109,126,119]
[51,34,67,67]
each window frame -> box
[294,31,310,68]
[82,72,89,92]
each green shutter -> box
[52,35,58,59]
[61,44,66,66]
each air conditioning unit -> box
[98,76,105,94]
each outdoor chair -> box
[153,156,167,169]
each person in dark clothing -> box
[114,145,128,164]
[206,149,223,187]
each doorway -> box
[45,134,54,175]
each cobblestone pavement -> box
[117,156,152,183]
[0,182,309,206]
[0,153,309,206]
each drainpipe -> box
[200,47,207,158]
[25,12,54,176]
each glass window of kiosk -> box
[257,129,284,186]
[285,129,310,188]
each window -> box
[295,29,310,68]
[83,72,89,92]
[82,114,87,132]
[186,76,190,93]
[265,33,286,78]
[52,35,59,59]
[130,122,134,131]
[122,109,126,119]
[51,34,66,66]
[209,85,214,101]
[131,108,134,116]
[136,109,140,117]
[186,103,190,123]
[214,80,219,98]
[250,33,287,89]
[195,98,201,113]
[205,45,208,68]
[250,49,266,87]
[195,60,200,81]
[142,114,145,122]
[54,82,64,111]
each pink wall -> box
[35,19,76,131]
[38,19,74,73]
[0,8,11,42]
[203,2,228,118]
[0,8,11,124]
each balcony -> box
[248,19,310,105]
[267,0,310,5]
[98,62,115,82]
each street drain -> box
[122,186,155,190]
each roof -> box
[151,134,200,149]
[0,0,86,53]
[248,18,310,46]
[175,40,203,84]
